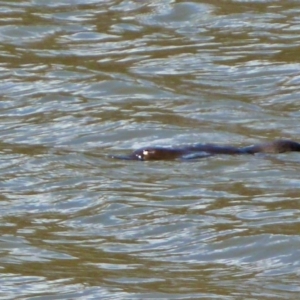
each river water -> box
[1,1,300,299]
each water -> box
[1,1,300,299]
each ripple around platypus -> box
[111,139,300,161]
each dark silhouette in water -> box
[111,139,300,161]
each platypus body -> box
[111,139,300,161]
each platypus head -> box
[130,147,183,161]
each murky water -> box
[1,0,300,299]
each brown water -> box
[1,1,300,299]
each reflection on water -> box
[1,0,300,299]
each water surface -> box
[1,0,300,299]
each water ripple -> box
[1,0,300,299]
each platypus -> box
[111,139,300,161]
